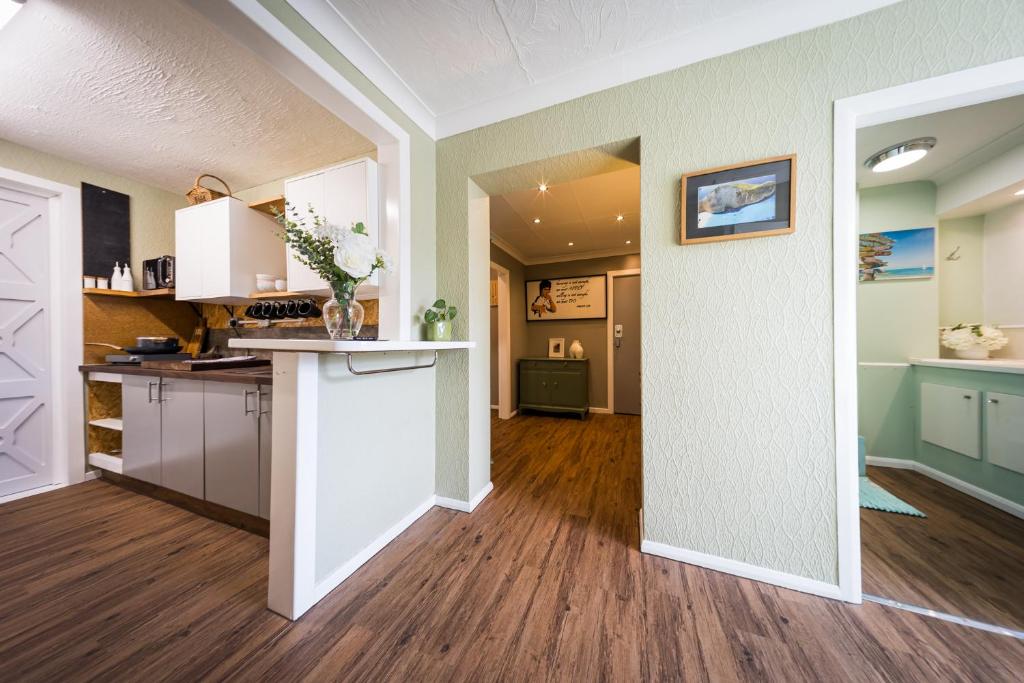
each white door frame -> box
[490,261,513,419]
[0,166,84,503]
[606,268,641,415]
[832,56,1024,604]
[188,0,413,341]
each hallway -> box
[1,414,1021,680]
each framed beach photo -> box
[681,154,796,245]
[858,227,935,281]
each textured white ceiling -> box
[858,94,1024,189]
[0,0,375,194]
[491,165,639,263]
[321,0,900,135]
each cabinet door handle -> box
[244,389,258,415]
[256,386,270,416]
[147,381,158,403]
[158,380,169,402]
[963,395,972,400]
[987,398,999,404]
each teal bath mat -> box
[859,476,926,517]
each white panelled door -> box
[0,186,53,497]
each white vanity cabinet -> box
[175,197,285,303]
[985,391,1024,475]
[283,157,379,297]
[920,382,980,459]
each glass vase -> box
[323,283,364,340]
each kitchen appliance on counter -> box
[142,255,175,290]
[87,336,190,363]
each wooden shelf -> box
[83,288,175,299]
[88,452,123,474]
[248,290,325,300]
[249,195,285,217]
[88,417,123,431]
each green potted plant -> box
[424,299,458,341]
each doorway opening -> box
[835,57,1024,634]
[473,137,644,540]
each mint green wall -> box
[857,182,937,461]
[858,182,938,362]
[435,0,1024,585]
[913,366,1024,507]
[938,216,985,326]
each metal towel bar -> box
[334,351,438,376]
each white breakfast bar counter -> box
[228,338,474,619]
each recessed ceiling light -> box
[865,137,936,173]
[538,183,548,193]
[625,240,631,244]
[533,217,541,224]
[1015,188,1024,197]
[567,242,574,246]
[616,214,624,222]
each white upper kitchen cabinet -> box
[175,197,285,304]
[284,157,379,298]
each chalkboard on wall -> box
[82,182,130,277]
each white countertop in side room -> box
[910,358,1024,375]
[227,339,475,353]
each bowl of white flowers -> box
[940,323,1008,360]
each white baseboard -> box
[865,455,915,470]
[866,456,1024,520]
[84,470,102,481]
[0,481,67,504]
[490,404,498,410]
[434,481,494,513]
[310,494,436,605]
[589,407,612,414]
[641,540,842,600]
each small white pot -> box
[954,344,990,360]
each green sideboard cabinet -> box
[518,358,589,418]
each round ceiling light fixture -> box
[865,137,936,173]
[533,217,541,224]
[616,214,624,222]
[538,183,548,193]
[1014,187,1024,197]
[567,242,574,246]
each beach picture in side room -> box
[858,227,935,281]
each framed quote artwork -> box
[525,275,607,321]
[681,154,796,245]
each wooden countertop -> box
[80,364,273,385]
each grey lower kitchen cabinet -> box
[158,378,205,499]
[122,375,204,497]
[121,375,163,485]
[121,374,271,519]
[204,382,263,516]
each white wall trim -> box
[864,455,916,470]
[490,261,513,419]
[287,0,437,139]
[310,493,437,605]
[858,362,911,368]
[866,456,1024,520]
[435,481,494,513]
[191,0,412,340]
[606,268,641,416]
[834,56,1024,605]
[0,166,84,496]
[641,540,842,600]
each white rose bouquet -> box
[275,203,390,302]
[941,323,1008,358]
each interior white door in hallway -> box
[613,273,641,415]
[0,186,53,497]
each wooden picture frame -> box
[548,338,565,358]
[680,154,796,245]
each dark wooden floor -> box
[861,465,1024,630]
[2,414,1022,681]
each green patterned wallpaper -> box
[434,0,1024,584]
